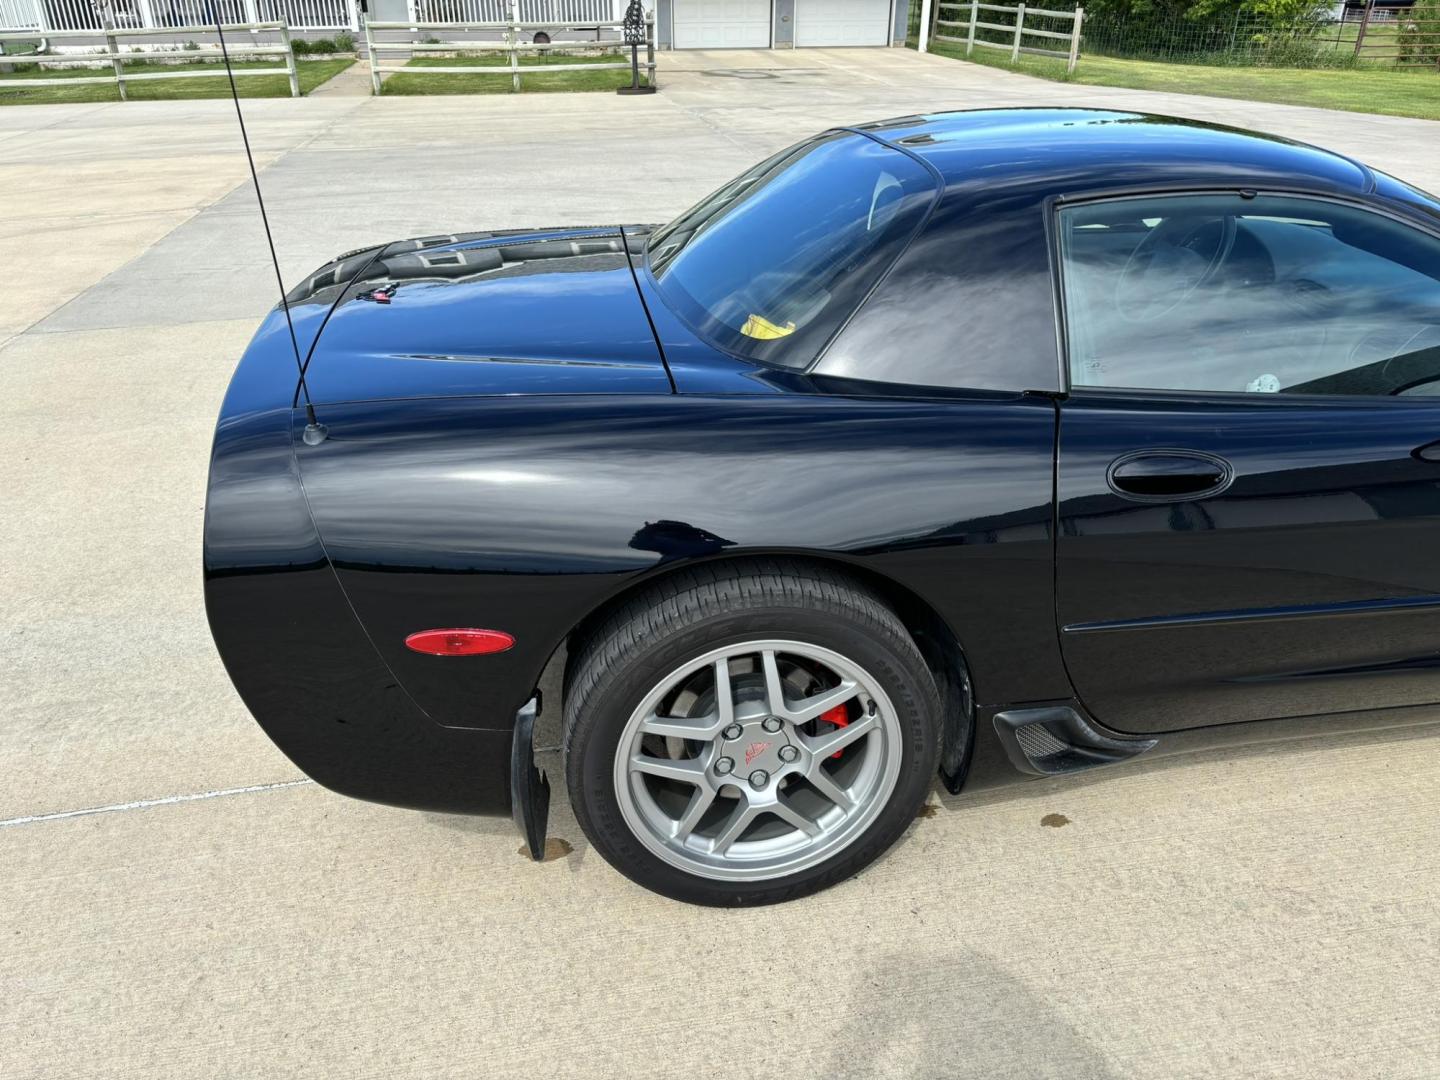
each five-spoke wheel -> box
[564,561,942,906]
[615,640,902,881]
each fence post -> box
[135,0,155,30]
[1353,0,1372,56]
[280,21,301,96]
[645,8,656,88]
[1066,5,1082,73]
[100,7,126,102]
[1011,2,1024,61]
[917,0,931,52]
[243,0,259,24]
[363,13,382,93]
[509,0,520,91]
[965,0,976,54]
[349,0,360,31]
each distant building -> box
[654,0,907,49]
[1343,0,1417,15]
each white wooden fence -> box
[0,0,48,30]
[364,1,652,94]
[0,0,624,33]
[0,19,300,96]
[0,0,354,33]
[413,0,616,23]
[920,0,1084,73]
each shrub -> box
[1398,0,1440,67]
[334,31,355,52]
[292,36,341,55]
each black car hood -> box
[301,227,671,404]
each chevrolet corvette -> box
[205,109,1440,904]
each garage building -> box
[655,0,908,48]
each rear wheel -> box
[563,562,942,906]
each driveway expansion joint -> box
[0,779,314,829]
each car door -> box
[1052,190,1440,733]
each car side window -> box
[1057,194,1440,398]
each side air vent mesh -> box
[1015,722,1068,761]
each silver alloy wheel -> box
[613,639,903,882]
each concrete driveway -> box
[3,48,1439,1079]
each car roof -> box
[854,108,1373,197]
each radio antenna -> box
[213,19,326,444]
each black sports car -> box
[204,109,1440,905]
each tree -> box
[1081,0,1332,24]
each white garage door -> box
[795,0,891,46]
[673,0,772,48]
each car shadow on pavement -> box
[823,947,1117,1080]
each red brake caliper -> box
[818,704,849,759]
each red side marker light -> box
[405,628,515,656]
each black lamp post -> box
[616,0,656,95]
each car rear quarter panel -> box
[203,312,512,815]
[292,392,1066,732]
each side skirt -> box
[957,698,1440,794]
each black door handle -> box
[1107,450,1234,503]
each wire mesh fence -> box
[1082,4,1438,69]
[1088,11,1355,67]
[907,0,1440,70]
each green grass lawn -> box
[924,41,1440,121]
[0,56,353,106]
[380,51,650,95]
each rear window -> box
[645,132,938,369]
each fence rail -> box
[413,0,617,22]
[0,0,355,33]
[363,1,651,93]
[0,0,624,32]
[1352,0,1440,68]
[921,0,1083,72]
[0,19,300,97]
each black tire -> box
[563,559,942,906]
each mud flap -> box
[510,697,551,861]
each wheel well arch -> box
[545,551,975,786]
